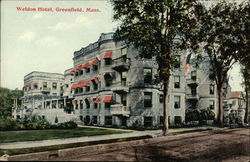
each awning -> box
[91,59,98,66]
[23,84,31,88]
[103,51,112,59]
[103,95,112,103]
[33,82,38,86]
[68,67,77,74]
[83,62,90,68]
[93,98,100,103]
[71,83,77,89]
[76,65,84,70]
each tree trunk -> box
[217,88,224,127]
[163,79,169,135]
[244,86,249,123]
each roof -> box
[230,92,242,99]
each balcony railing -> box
[186,94,199,100]
[111,56,130,71]
[186,78,199,86]
[111,81,129,93]
[110,104,130,116]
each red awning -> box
[68,67,77,74]
[83,62,90,68]
[71,83,78,89]
[91,59,98,66]
[76,65,84,71]
[103,51,112,59]
[23,84,31,88]
[93,98,100,103]
[103,95,112,103]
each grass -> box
[0,127,130,143]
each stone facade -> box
[13,32,236,127]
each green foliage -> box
[0,114,77,131]
[185,109,200,122]
[57,121,77,129]
[0,87,23,119]
[111,0,200,79]
[0,117,21,131]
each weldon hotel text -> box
[16,7,101,12]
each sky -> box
[1,0,244,91]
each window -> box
[34,84,38,89]
[75,100,78,109]
[85,99,90,109]
[210,84,215,95]
[191,87,197,96]
[210,100,215,109]
[75,71,79,76]
[144,92,152,107]
[174,55,181,68]
[43,82,47,89]
[160,116,163,125]
[105,58,112,65]
[52,82,57,90]
[232,100,236,106]
[93,82,98,90]
[85,68,90,73]
[121,94,127,106]
[80,100,83,109]
[94,103,98,109]
[144,68,152,84]
[79,70,83,75]
[174,96,181,109]
[80,115,83,121]
[105,116,112,125]
[159,94,163,103]
[93,65,98,71]
[174,116,182,124]
[104,74,112,87]
[86,86,90,92]
[121,47,127,62]
[84,116,90,125]
[174,76,180,88]
[144,117,153,127]
[105,103,111,108]
[92,116,98,124]
[121,71,127,86]
[191,71,197,81]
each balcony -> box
[186,94,199,100]
[110,104,130,116]
[41,88,51,94]
[111,56,130,71]
[111,81,129,93]
[187,78,199,87]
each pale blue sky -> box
[1,0,243,91]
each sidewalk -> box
[0,126,214,150]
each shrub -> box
[58,121,77,129]
[0,117,21,131]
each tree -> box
[0,87,23,119]
[111,0,201,135]
[240,64,250,123]
[190,1,249,127]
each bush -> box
[0,117,21,131]
[58,121,77,129]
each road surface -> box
[53,128,250,161]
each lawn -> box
[0,127,129,143]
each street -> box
[53,128,250,161]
